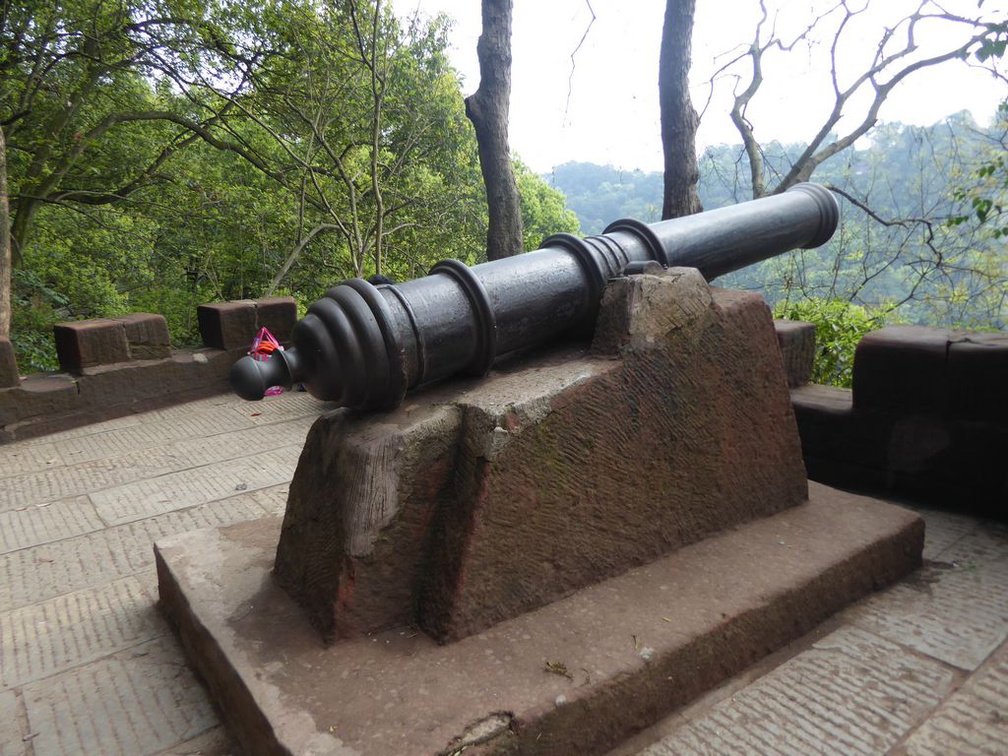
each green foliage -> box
[948,103,1008,239]
[547,163,662,234]
[773,298,886,388]
[3,0,491,373]
[10,269,66,373]
[515,160,579,250]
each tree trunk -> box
[0,128,11,338]
[465,0,524,261]
[659,0,702,220]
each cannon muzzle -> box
[232,183,839,409]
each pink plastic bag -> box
[249,327,285,396]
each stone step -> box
[155,482,922,756]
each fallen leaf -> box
[544,660,573,680]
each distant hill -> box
[543,163,664,234]
[543,112,1005,329]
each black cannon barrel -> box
[231,182,839,409]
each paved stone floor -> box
[0,391,1005,755]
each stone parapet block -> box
[774,319,816,387]
[0,336,18,388]
[253,297,297,343]
[852,326,952,414]
[197,301,257,351]
[0,374,79,436]
[197,297,297,351]
[947,331,1008,425]
[115,313,171,360]
[53,318,130,372]
[792,381,1006,516]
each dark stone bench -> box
[792,325,1007,516]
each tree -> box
[699,0,1006,325]
[0,0,257,259]
[712,0,1004,199]
[658,0,702,219]
[0,0,266,350]
[223,1,485,289]
[0,129,9,337]
[2,0,490,371]
[465,0,524,261]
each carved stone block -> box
[273,269,808,643]
[53,318,130,372]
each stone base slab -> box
[156,482,923,756]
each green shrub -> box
[10,269,66,374]
[773,298,887,388]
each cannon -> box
[230,183,839,409]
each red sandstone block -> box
[53,319,130,372]
[254,297,297,343]
[852,326,951,414]
[0,336,18,388]
[791,384,890,471]
[947,331,1008,425]
[197,301,257,351]
[273,272,810,644]
[114,313,171,360]
[0,374,78,428]
[774,319,815,387]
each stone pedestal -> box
[53,318,131,371]
[273,269,807,643]
[156,485,922,756]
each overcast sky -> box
[392,0,1007,173]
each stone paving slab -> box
[217,391,332,425]
[0,491,281,610]
[632,626,957,756]
[847,517,1008,674]
[8,411,146,448]
[89,445,302,526]
[22,637,217,756]
[151,726,235,756]
[0,440,64,479]
[1,575,163,689]
[0,419,313,511]
[0,690,22,756]
[50,405,257,465]
[918,509,983,560]
[897,640,1008,755]
[0,495,103,553]
[848,557,1008,671]
[937,520,1008,567]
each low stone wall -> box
[0,297,296,443]
[791,325,1007,515]
[773,318,815,387]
